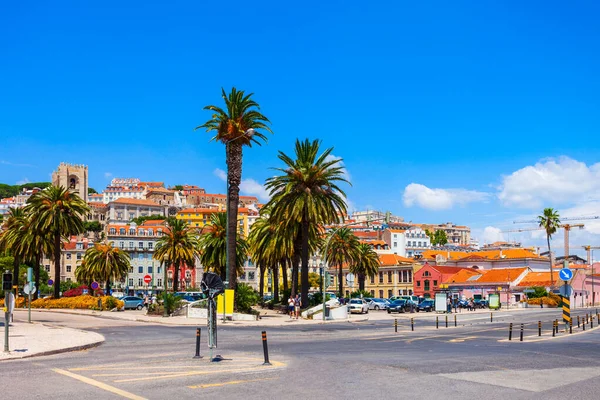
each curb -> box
[1,339,104,361]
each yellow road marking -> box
[188,377,278,389]
[113,360,286,383]
[448,336,478,343]
[53,368,147,400]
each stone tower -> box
[51,162,89,202]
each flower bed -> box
[0,295,124,311]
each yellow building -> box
[176,206,250,237]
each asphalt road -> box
[2,308,600,399]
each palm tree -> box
[266,138,350,306]
[80,242,130,293]
[19,219,53,299]
[326,228,360,297]
[25,186,89,298]
[350,243,380,291]
[154,218,202,293]
[196,87,272,290]
[538,208,561,285]
[0,207,28,288]
[198,213,247,279]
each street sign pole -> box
[4,290,8,353]
[27,267,33,323]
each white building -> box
[383,226,431,258]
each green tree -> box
[19,218,54,299]
[25,185,90,298]
[196,87,272,290]
[538,207,561,285]
[350,243,380,291]
[0,207,28,287]
[434,230,448,246]
[88,187,98,194]
[79,242,130,293]
[130,215,166,225]
[198,213,247,280]
[266,138,350,307]
[154,218,202,293]
[172,185,184,191]
[326,228,360,297]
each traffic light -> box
[2,271,12,291]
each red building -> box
[413,263,469,298]
[167,262,197,291]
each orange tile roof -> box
[475,267,528,284]
[422,250,469,260]
[517,271,560,287]
[88,202,108,208]
[446,269,482,283]
[110,198,162,206]
[378,254,416,266]
[430,265,471,275]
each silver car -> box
[368,298,390,310]
[348,298,369,314]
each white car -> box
[348,298,369,314]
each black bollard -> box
[395,319,398,333]
[577,315,580,328]
[508,323,513,341]
[520,323,524,342]
[490,312,493,323]
[538,321,542,337]
[569,319,572,334]
[583,319,586,331]
[411,318,414,332]
[454,314,457,327]
[445,315,448,328]
[552,321,556,337]
[193,327,202,359]
[555,319,559,334]
[436,316,439,329]
[261,331,271,366]
[591,316,594,329]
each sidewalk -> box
[0,320,104,361]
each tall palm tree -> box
[0,207,28,288]
[266,138,350,306]
[25,186,89,298]
[196,87,272,290]
[198,212,247,279]
[350,243,380,291]
[80,242,130,293]
[538,208,561,285]
[154,218,202,293]
[326,228,360,297]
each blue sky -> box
[1,1,600,256]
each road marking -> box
[188,377,278,389]
[53,368,147,400]
[448,336,478,343]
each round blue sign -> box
[47,279,54,286]
[559,268,573,281]
[91,281,99,290]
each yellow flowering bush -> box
[28,295,124,310]
[0,297,26,308]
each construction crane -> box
[505,223,584,260]
[582,245,600,265]
[513,215,599,260]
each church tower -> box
[51,162,89,202]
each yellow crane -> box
[502,223,585,259]
[582,245,600,264]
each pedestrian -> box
[453,298,458,313]
[447,296,452,313]
[294,294,302,319]
[143,295,149,309]
[288,296,294,318]
[468,298,474,311]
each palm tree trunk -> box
[292,235,301,297]
[281,259,289,294]
[105,277,111,294]
[226,141,243,291]
[273,264,279,303]
[547,235,554,286]
[34,253,41,300]
[12,254,20,290]
[259,263,265,298]
[301,213,310,308]
[338,263,344,298]
[173,262,179,293]
[53,233,61,298]
[359,273,365,292]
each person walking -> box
[288,296,294,318]
[446,296,452,313]
[143,295,149,309]
[294,294,302,319]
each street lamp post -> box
[592,250,595,307]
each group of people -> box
[446,297,478,313]
[143,294,157,309]
[287,294,302,319]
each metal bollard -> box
[591,316,594,329]
[538,321,542,337]
[490,312,493,323]
[261,331,271,366]
[445,315,448,328]
[508,323,513,341]
[520,323,524,342]
[395,318,398,333]
[552,321,556,337]
[577,315,580,328]
[569,319,572,334]
[583,319,586,331]
[454,314,457,327]
[193,328,202,359]
[411,318,414,332]
[436,316,439,329]
[555,319,559,334]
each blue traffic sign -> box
[559,268,573,281]
[91,281,99,290]
[47,279,54,286]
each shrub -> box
[527,296,558,307]
[235,283,260,314]
[27,295,124,310]
[63,285,104,298]
[350,290,371,299]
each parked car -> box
[474,299,489,309]
[120,296,144,310]
[418,299,435,312]
[348,298,369,314]
[387,299,409,313]
[368,298,390,310]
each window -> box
[117,213,123,220]
[379,272,384,283]
[66,253,72,260]
[157,278,162,287]
[76,253,82,260]
[433,280,438,286]
[157,267,162,274]
[148,267,153,273]
[393,242,397,248]
[408,289,413,295]
[418,241,421,247]
[76,243,83,250]
[423,271,431,277]
[109,228,116,234]
[379,290,384,298]
[148,229,154,236]
[388,290,393,298]
[129,213,135,220]
[387,271,392,283]
[370,290,375,296]
[424,280,430,291]
[128,279,133,287]
[139,242,144,249]
[129,242,134,249]
[138,253,143,260]
[129,267,133,273]
[417,281,421,287]
[66,265,71,273]
[370,275,375,284]
[240,273,246,280]
[148,242,153,250]
[66,277,71,282]
[393,234,397,239]
[129,228,135,235]
[120,228,125,235]
[45,265,50,272]
[138,266,143,273]
[249,272,255,280]
[138,278,143,286]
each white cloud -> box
[498,156,600,209]
[16,178,30,185]
[325,154,351,183]
[214,168,269,202]
[482,226,505,244]
[104,172,112,179]
[213,168,227,182]
[403,183,490,210]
